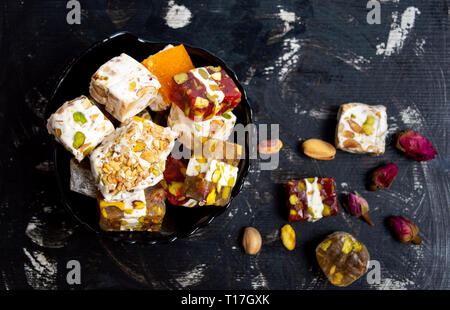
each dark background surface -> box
[0,0,449,290]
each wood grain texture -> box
[0,0,448,289]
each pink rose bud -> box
[396,130,437,161]
[369,162,398,191]
[389,216,422,245]
[347,192,374,226]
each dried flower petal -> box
[396,130,437,161]
[347,192,374,226]
[389,216,422,245]
[369,162,397,191]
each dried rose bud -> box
[389,216,422,245]
[396,130,437,161]
[369,162,398,191]
[347,192,374,226]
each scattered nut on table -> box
[281,224,296,251]
[302,138,336,160]
[257,139,283,154]
[242,227,262,255]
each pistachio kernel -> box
[173,73,188,84]
[197,68,209,80]
[289,194,298,205]
[206,188,216,205]
[83,146,94,157]
[194,97,209,108]
[73,112,87,125]
[72,131,85,149]
[342,235,353,254]
[222,113,232,120]
[133,141,146,152]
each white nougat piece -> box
[186,156,210,177]
[335,103,388,155]
[204,159,238,187]
[98,190,147,231]
[186,156,238,185]
[167,104,236,149]
[90,116,178,201]
[46,95,115,161]
[89,53,161,122]
[118,190,147,231]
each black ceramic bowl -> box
[47,32,252,244]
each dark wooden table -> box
[1,0,448,290]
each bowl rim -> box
[47,31,252,244]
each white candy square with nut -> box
[335,103,388,155]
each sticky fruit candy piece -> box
[205,66,241,115]
[369,162,397,191]
[347,192,374,226]
[316,232,370,287]
[395,130,437,161]
[162,156,197,207]
[258,139,283,154]
[281,224,296,251]
[141,44,194,104]
[388,216,422,245]
[286,178,338,222]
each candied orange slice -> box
[142,44,194,104]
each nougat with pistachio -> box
[161,156,198,207]
[171,66,241,121]
[183,138,242,206]
[98,185,166,232]
[47,95,115,161]
[286,177,338,222]
[90,116,177,201]
[90,53,161,122]
[335,103,387,155]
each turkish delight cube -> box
[161,156,198,207]
[286,177,339,222]
[167,104,236,149]
[205,66,241,115]
[90,116,177,201]
[335,103,388,155]
[90,53,161,122]
[98,185,166,232]
[184,158,238,206]
[171,66,241,121]
[316,232,370,287]
[142,44,194,110]
[47,95,115,161]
